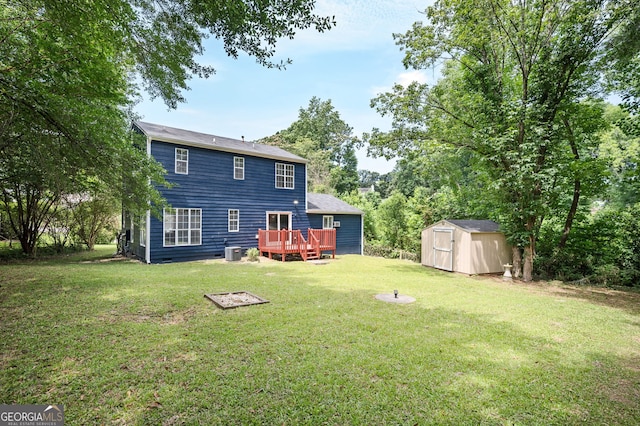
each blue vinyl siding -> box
[148,141,309,263]
[308,213,362,255]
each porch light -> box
[293,200,299,205]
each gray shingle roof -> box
[447,220,502,233]
[134,121,308,163]
[307,193,364,215]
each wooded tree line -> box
[344,103,640,286]
[0,0,333,255]
[273,1,639,285]
[359,0,640,284]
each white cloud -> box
[396,70,428,87]
[369,70,429,97]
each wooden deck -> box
[258,229,336,261]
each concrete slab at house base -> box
[205,291,269,309]
[375,294,416,304]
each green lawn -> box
[1,246,639,425]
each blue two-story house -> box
[125,121,363,263]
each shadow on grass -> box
[390,260,640,317]
[1,257,639,424]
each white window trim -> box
[275,163,295,189]
[139,215,146,247]
[322,215,334,230]
[228,209,240,232]
[234,157,245,180]
[175,148,189,175]
[163,208,202,247]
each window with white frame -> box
[228,209,239,232]
[163,208,201,246]
[323,215,334,229]
[175,148,189,174]
[139,215,146,247]
[275,163,294,189]
[234,157,244,180]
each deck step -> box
[305,250,320,260]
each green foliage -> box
[603,4,640,113]
[1,0,333,256]
[339,192,378,241]
[46,206,75,254]
[330,142,359,194]
[598,108,640,207]
[3,0,334,109]
[70,192,120,250]
[363,242,418,262]
[1,1,165,255]
[375,191,409,249]
[261,97,360,194]
[536,204,640,286]
[368,0,636,280]
[246,247,260,262]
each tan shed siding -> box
[474,233,510,273]
[422,220,512,274]
[455,228,472,274]
[421,228,433,266]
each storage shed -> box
[421,220,511,274]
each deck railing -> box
[308,228,336,253]
[258,228,336,261]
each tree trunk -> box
[512,246,522,278]
[558,179,580,249]
[18,232,37,257]
[523,244,534,282]
[558,117,581,249]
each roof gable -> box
[307,193,363,215]
[134,121,307,164]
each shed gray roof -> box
[134,121,308,163]
[307,193,364,215]
[447,220,502,233]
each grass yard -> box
[1,246,639,425]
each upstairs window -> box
[175,148,189,174]
[275,163,294,189]
[234,157,244,180]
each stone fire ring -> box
[375,294,416,304]
[205,291,269,309]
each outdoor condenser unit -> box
[225,246,242,261]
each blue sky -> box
[135,0,436,174]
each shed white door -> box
[433,228,454,271]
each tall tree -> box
[599,105,640,207]
[603,2,640,113]
[261,97,360,193]
[369,0,633,281]
[1,0,334,255]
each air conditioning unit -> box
[333,221,341,228]
[225,246,242,261]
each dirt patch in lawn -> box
[204,291,269,309]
